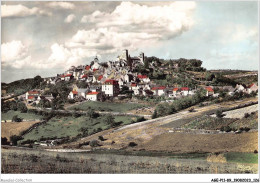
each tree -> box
[216,110,223,118]
[152,110,158,119]
[144,58,149,69]
[17,102,27,113]
[10,135,23,146]
[1,137,9,145]
[87,108,99,118]
[12,115,22,122]
[105,114,115,127]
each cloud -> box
[1,40,29,62]
[64,14,76,23]
[81,1,196,39]
[1,40,32,69]
[48,2,75,9]
[46,43,98,69]
[73,2,197,55]
[1,4,51,18]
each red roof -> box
[85,65,91,70]
[173,88,179,91]
[72,91,78,95]
[93,68,99,72]
[28,90,40,95]
[28,96,35,99]
[181,87,189,91]
[137,75,148,79]
[248,83,256,88]
[60,75,65,78]
[87,92,99,95]
[65,74,72,77]
[81,75,88,78]
[98,75,103,81]
[104,79,118,85]
[151,86,166,90]
[205,87,214,92]
[131,83,137,87]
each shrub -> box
[152,110,158,119]
[216,110,223,118]
[98,136,105,141]
[244,113,250,118]
[128,142,138,147]
[188,107,195,112]
[244,127,250,132]
[73,111,81,118]
[136,116,146,122]
[10,135,23,146]
[89,140,100,147]
[1,137,9,145]
[254,150,258,154]
[225,126,231,133]
[12,115,22,122]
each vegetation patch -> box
[1,110,41,121]
[68,101,146,112]
[224,152,258,164]
[19,115,136,144]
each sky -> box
[1,1,259,83]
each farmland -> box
[1,121,40,141]
[20,115,136,144]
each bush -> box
[188,107,195,112]
[244,127,250,132]
[17,102,28,113]
[10,135,23,146]
[1,137,9,145]
[244,113,250,118]
[128,142,138,147]
[68,99,75,104]
[98,136,105,141]
[136,116,146,122]
[87,108,99,118]
[73,111,81,118]
[225,126,232,133]
[12,115,22,122]
[216,110,223,118]
[89,140,100,147]
[152,110,158,119]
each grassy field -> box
[68,101,147,112]
[182,113,258,130]
[182,116,235,130]
[1,121,40,141]
[1,110,41,121]
[1,147,258,173]
[224,152,258,164]
[20,115,136,143]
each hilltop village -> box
[21,50,257,105]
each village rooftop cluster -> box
[24,50,258,104]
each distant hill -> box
[1,76,44,95]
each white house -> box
[102,79,120,97]
[205,87,214,96]
[86,92,100,101]
[25,90,42,101]
[151,86,166,96]
[180,87,189,96]
[247,83,258,94]
[68,91,78,99]
[235,84,245,92]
